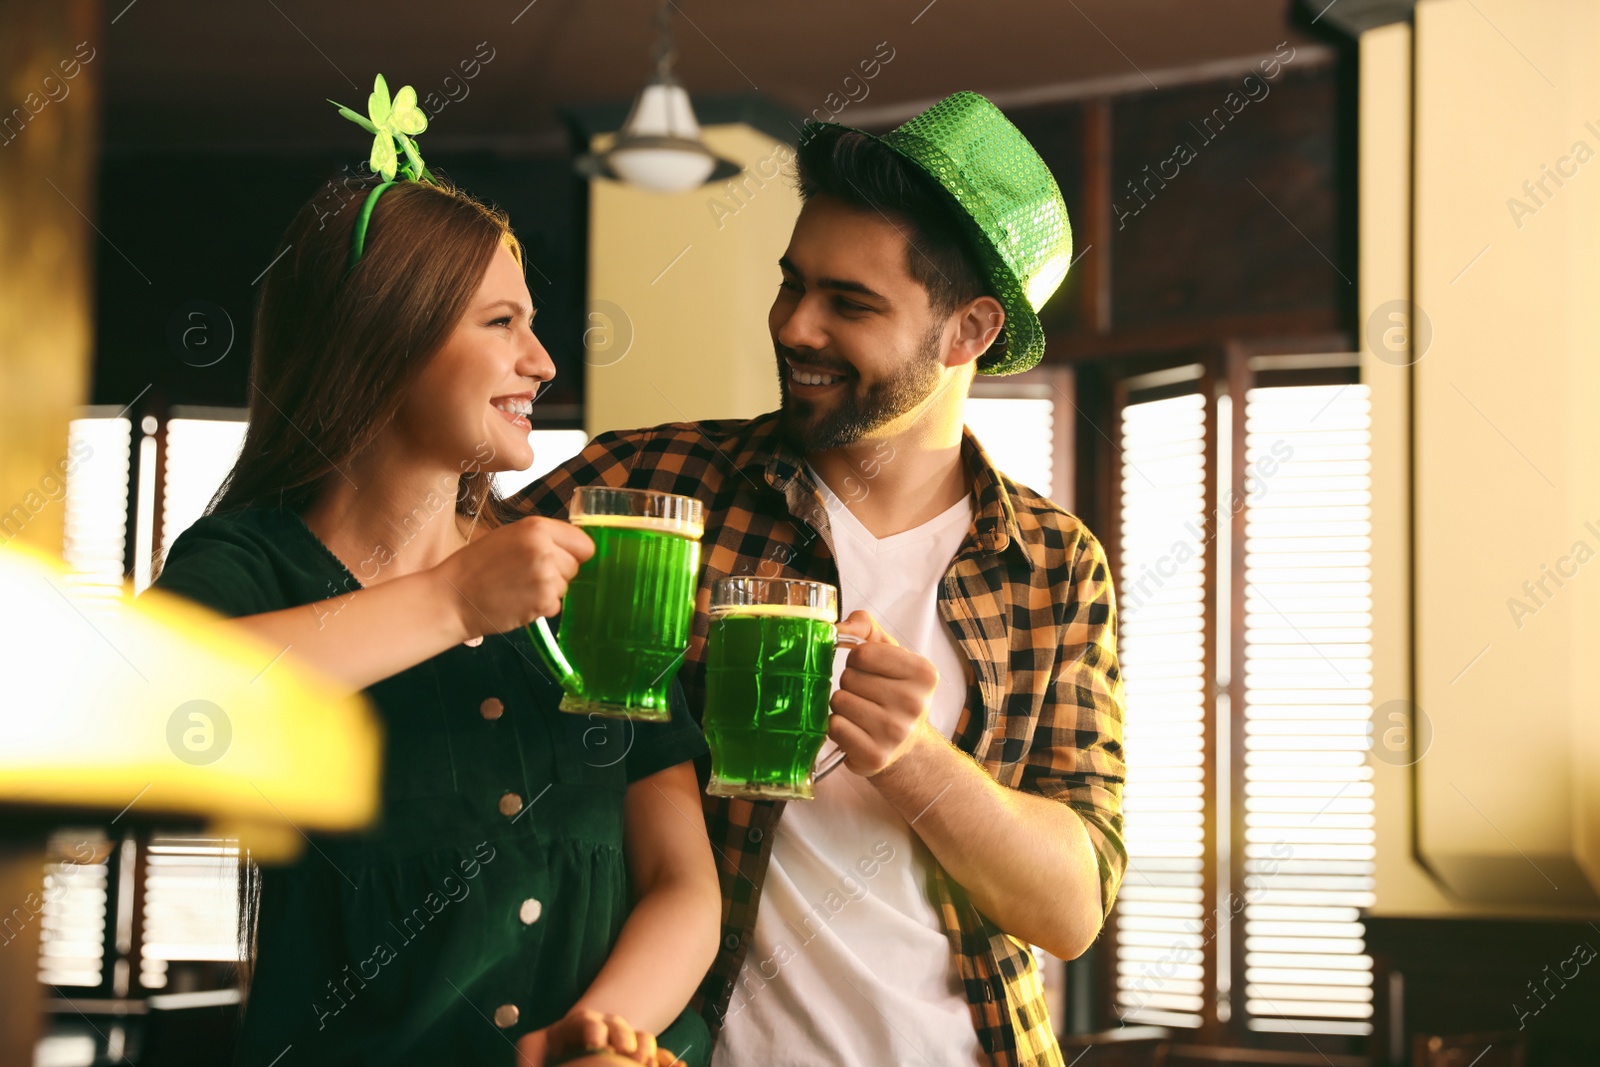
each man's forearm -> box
[869,722,1105,960]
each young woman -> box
[152,174,718,1066]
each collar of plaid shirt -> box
[514,410,1127,1067]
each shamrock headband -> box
[328,74,434,272]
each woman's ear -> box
[946,296,1006,369]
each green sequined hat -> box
[805,91,1072,375]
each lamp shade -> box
[581,79,738,194]
[623,79,705,141]
[0,542,381,861]
[609,142,718,193]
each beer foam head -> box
[569,486,703,538]
[569,512,704,539]
[710,602,837,624]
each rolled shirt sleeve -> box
[1020,528,1128,919]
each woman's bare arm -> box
[514,761,720,1065]
[220,515,593,693]
[571,760,721,1031]
[228,567,469,693]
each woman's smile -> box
[491,391,534,430]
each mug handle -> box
[813,631,866,783]
[525,616,581,697]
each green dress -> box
[153,505,712,1067]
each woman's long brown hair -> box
[211,173,525,525]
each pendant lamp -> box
[576,0,741,193]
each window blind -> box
[1240,383,1376,1036]
[1114,391,1210,1028]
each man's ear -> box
[946,296,1006,369]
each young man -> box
[514,92,1126,1067]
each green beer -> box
[527,488,702,722]
[703,580,843,800]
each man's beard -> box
[776,325,944,452]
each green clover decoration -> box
[329,73,432,182]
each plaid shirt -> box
[511,411,1127,1067]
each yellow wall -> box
[583,123,795,435]
[1365,0,1600,917]
[1363,18,1431,918]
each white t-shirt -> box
[712,467,984,1067]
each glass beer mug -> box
[700,576,863,799]
[526,486,703,722]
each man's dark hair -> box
[794,125,998,335]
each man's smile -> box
[784,356,851,393]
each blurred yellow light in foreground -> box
[0,542,380,862]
